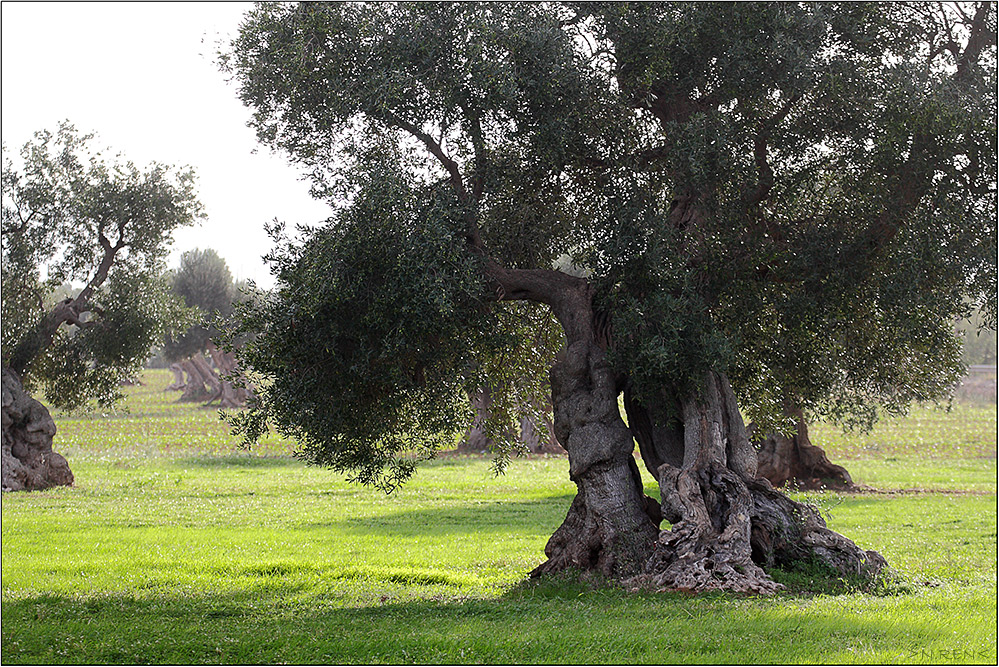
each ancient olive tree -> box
[164,248,252,407]
[222,3,996,592]
[2,123,202,491]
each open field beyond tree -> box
[2,370,996,664]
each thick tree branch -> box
[7,298,95,377]
[384,111,469,203]
[485,261,594,342]
[77,238,120,304]
[748,93,801,208]
[8,220,123,377]
[460,103,487,202]
[97,224,113,253]
[956,2,995,82]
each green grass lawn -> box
[2,370,996,664]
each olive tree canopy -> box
[222,2,996,592]
[2,122,202,408]
[2,122,202,491]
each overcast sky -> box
[1,2,332,288]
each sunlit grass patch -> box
[3,370,995,664]
[811,403,997,460]
[3,447,996,664]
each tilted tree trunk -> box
[191,354,222,395]
[456,387,509,453]
[527,279,659,578]
[754,412,853,490]
[531,335,660,577]
[2,245,128,492]
[165,363,187,391]
[625,373,885,594]
[519,396,563,454]
[205,341,250,409]
[177,357,213,402]
[2,367,74,492]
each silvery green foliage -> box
[225,160,513,490]
[223,3,996,487]
[1,122,202,410]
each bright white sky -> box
[1,2,332,288]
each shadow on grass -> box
[2,575,984,665]
[172,455,303,469]
[303,495,575,536]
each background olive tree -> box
[162,247,254,407]
[2,122,202,491]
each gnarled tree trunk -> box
[530,283,659,578]
[625,372,885,594]
[491,266,881,590]
[754,412,853,490]
[177,357,213,402]
[205,341,250,409]
[2,367,73,492]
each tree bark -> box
[9,300,91,378]
[624,385,685,479]
[626,372,885,594]
[531,336,660,577]
[481,266,658,577]
[205,341,249,409]
[2,367,74,492]
[177,357,212,402]
[754,413,853,490]
[528,282,659,578]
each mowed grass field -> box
[2,370,996,664]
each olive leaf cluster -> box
[225,153,523,490]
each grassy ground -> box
[2,370,996,664]
[810,402,997,460]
